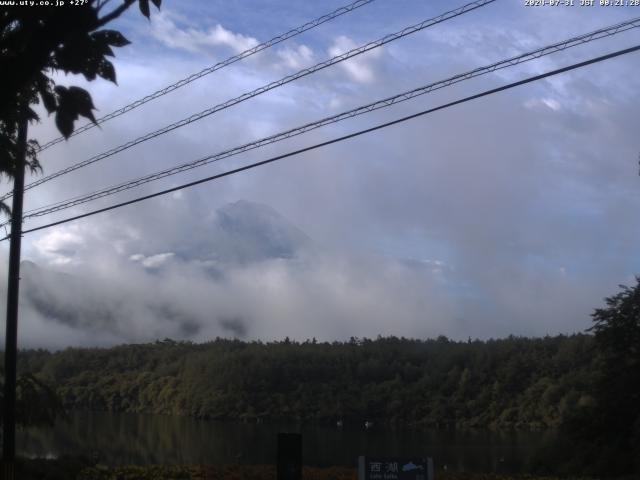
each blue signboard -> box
[358,456,434,480]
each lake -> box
[18,411,560,473]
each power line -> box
[35,0,378,152]
[1,0,495,202]
[4,44,637,242]
[18,16,640,221]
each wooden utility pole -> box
[3,114,27,480]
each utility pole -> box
[3,114,27,480]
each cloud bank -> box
[1,201,458,349]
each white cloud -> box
[141,252,175,268]
[130,252,176,269]
[524,97,561,111]
[328,96,342,109]
[31,228,85,266]
[328,35,382,84]
[150,11,259,55]
[277,44,314,70]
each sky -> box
[2,0,640,348]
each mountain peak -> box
[211,200,310,263]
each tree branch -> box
[96,0,114,14]
[96,0,136,28]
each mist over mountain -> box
[3,193,602,350]
[22,260,117,330]
[165,200,312,276]
[15,201,311,344]
[6,200,455,349]
[209,200,311,263]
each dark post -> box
[277,433,302,480]
[2,115,27,480]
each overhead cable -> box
[2,0,495,202]
[35,0,379,152]
[4,44,638,241]
[19,16,640,220]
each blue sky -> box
[2,0,640,347]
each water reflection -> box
[18,411,559,472]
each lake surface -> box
[18,411,559,473]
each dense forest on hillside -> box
[16,335,597,430]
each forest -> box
[17,335,597,430]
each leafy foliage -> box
[18,335,597,430]
[53,86,98,139]
[0,373,64,427]
[15,330,640,475]
[589,277,640,437]
[0,0,161,214]
[560,279,640,475]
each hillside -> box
[17,335,596,430]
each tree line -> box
[16,334,597,430]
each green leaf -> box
[151,0,161,8]
[26,106,39,123]
[139,0,150,19]
[97,58,116,84]
[53,85,96,137]
[53,85,66,97]
[67,86,96,123]
[53,32,96,77]
[93,30,131,48]
[55,109,75,139]
[34,73,57,114]
[40,89,57,114]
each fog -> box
[0,201,459,348]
